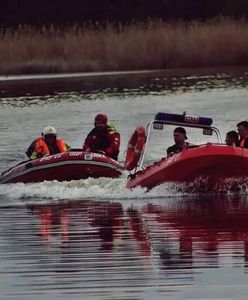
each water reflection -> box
[27,200,152,256]
[144,196,248,271]
[1,196,248,299]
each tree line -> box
[1,0,248,27]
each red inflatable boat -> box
[126,112,248,190]
[0,151,124,184]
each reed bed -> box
[0,19,248,74]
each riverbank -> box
[1,19,248,75]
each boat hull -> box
[0,151,124,184]
[127,144,248,190]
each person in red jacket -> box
[83,113,120,160]
[26,126,70,160]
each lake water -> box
[0,69,248,299]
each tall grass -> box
[1,19,248,75]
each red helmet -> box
[95,113,108,125]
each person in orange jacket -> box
[237,121,248,148]
[83,113,120,160]
[26,126,70,160]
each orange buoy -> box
[125,126,146,171]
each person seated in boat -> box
[225,130,239,146]
[82,113,120,160]
[167,127,195,156]
[237,121,248,148]
[26,126,71,160]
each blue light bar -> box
[154,112,213,126]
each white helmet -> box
[42,126,57,136]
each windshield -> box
[141,121,221,166]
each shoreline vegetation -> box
[1,18,248,75]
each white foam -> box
[1,176,248,208]
[0,176,186,203]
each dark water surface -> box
[1,68,248,299]
[1,67,248,98]
[1,196,248,299]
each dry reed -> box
[0,19,248,75]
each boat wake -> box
[1,176,248,207]
[0,176,185,204]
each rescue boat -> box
[0,151,124,184]
[126,112,248,190]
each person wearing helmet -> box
[25,126,71,160]
[83,113,120,160]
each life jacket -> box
[35,137,67,156]
[105,125,120,159]
[83,124,120,160]
[240,134,248,148]
[167,142,196,155]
